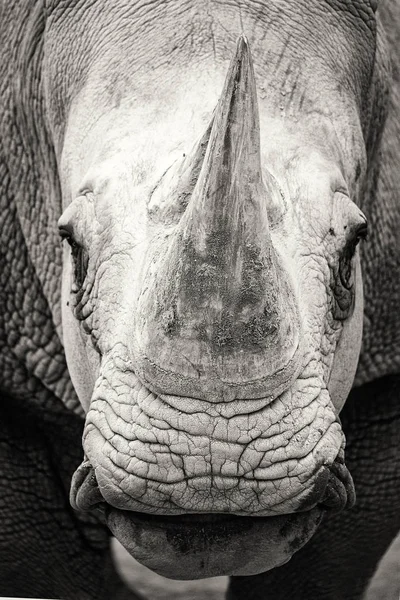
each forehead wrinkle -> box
[46,0,376,134]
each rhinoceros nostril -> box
[70,460,104,512]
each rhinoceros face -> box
[47,0,379,580]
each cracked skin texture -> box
[83,352,342,515]
[0,0,399,599]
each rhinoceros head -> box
[50,0,383,580]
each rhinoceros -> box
[0,0,399,598]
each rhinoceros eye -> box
[339,222,367,289]
[332,221,367,320]
[59,229,89,292]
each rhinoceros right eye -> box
[59,230,89,292]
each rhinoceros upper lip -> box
[70,452,355,517]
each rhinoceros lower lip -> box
[105,505,324,578]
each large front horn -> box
[134,36,301,401]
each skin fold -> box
[0,0,399,598]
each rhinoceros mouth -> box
[105,504,324,578]
[70,457,354,578]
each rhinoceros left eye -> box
[332,222,367,320]
[59,229,89,292]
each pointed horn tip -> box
[237,34,249,47]
[234,34,253,69]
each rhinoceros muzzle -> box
[70,452,355,578]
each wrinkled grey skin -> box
[0,0,399,599]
